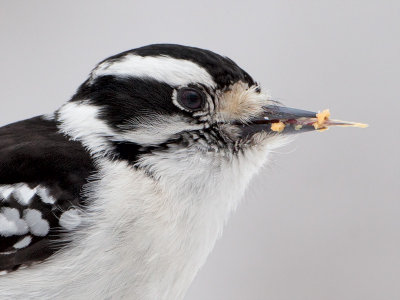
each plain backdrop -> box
[1,1,399,299]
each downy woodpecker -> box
[0,44,362,299]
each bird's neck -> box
[76,149,269,299]
[0,145,271,300]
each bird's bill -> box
[238,105,368,137]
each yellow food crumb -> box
[313,109,330,129]
[271,121,286,132]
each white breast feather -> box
[0,136,279,299]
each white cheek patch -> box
[0,208,29,237]
[119,114,204,146]
[91,54,216,88]
[23,209,50,237]
[217,82,270,123]
[59,209,82,230]
[59,102,202,150]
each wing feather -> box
[0,116,95,273]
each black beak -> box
[237,105,367,138]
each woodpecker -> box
[0,44,363,299]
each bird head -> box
[59,43,359,205]
[57,44,300,162]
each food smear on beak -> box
[261,107,368,135]
[313,109,331,130]
[270,121,286,132]
[312,109,368,131]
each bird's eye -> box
[177,88,205,111]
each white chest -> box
[0,145,271,300]
[79,153,265,300]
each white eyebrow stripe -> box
[91,55,216,88]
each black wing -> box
[0,116,95,273]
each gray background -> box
[1,1,399,299]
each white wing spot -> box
[0,185,14,201]
[13,184,37,206]
[0,214,17,236]
[13,235,32,249]
[36,186,56,204]
[23,209,50,237]
[0,271,8,276]
[59,209,81,230]
[0,208,29,237]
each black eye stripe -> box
[177,88,205,111]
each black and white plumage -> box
[0,44,314,299]
[0,117,94,271]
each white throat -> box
[75,144,272,299]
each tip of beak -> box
[311,109,368,131]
